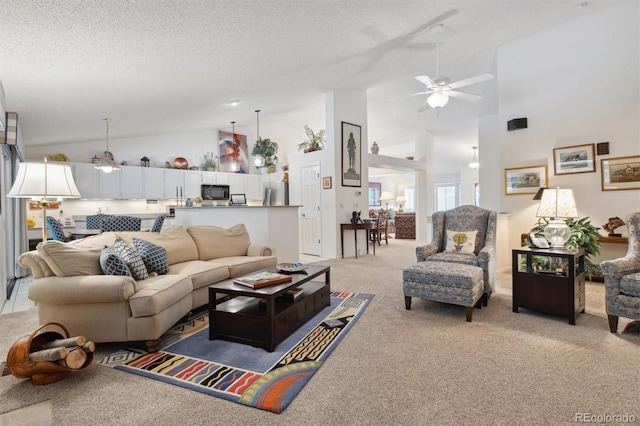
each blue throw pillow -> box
[133,238,169,275]
[114,238,149,280]
[100,246,133,277]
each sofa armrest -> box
[247,244,272,257]
[478,245,495,264]
[28,275,136,305]
[416,242,439,262]
[18,250,55,279]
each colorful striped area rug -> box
[99,291,373,413]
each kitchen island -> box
[173,205,301,263]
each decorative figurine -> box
[350,211,363,225]
[141,156,150,167]
[603,217,625,237]
[91,155,100,164]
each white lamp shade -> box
[8,162,81,198]
[379,191,394,202]
[427,92,449,108]
[396,195,406,203]
[536,188,578,218]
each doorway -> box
[301,164,322,256]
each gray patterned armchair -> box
[416,205,497,302]
[601,212,640,333]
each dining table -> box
[67,229,102,239]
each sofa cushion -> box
[115,226,199,266]
[129,274,193,318]
[427,252,480,267]
[114,238,149,280]
[69,231,118,249]
[187,224,251,260]
[168,260,229,290]
[133,238,169,275]
[37,241,102,277]
[219,256,278,278]
[100,246,133,277]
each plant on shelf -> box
[252,138,279,168]
[297,125,326,153]
[200,152,218,171]
[525,217,602,279]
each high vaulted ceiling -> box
[0,0,621,173]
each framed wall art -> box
[322,176,332,189]
[504,165,548,195]
[218,130,248,173]
[341,121,361,187]
[553,143,595,175]
[601,155,640,191]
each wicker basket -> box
[7,322,93,385]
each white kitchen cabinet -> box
[201,171,216,184]
[144,168,165,199]
[244,174,263,201]
[184,170,201,199]
[227,173,245,195]
[98,170,120,199]
[72,163,98,199]
[164,169,184,199]
[120,166,144,199]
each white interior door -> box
[301,165,321,256]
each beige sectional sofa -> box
[18,224,277,351]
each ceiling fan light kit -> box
[413,23,493,112]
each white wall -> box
[495,0,640,252]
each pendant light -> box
[253,109,265,167]
[468,146,479,169]
[95,118,121,173]
[228,121,240,172]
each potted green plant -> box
[252,138,279,172]
[199,152,218,171]
[297,125,326,153]
[526,217,602,279]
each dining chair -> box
[100,216,142,232]
[151,215,165,232]
[45,216,72,242]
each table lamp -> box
[379,191,394,211]
[7,158,81,242]
[396,195,406,213]
[535,187,578,248]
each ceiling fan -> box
[412,24,493,112]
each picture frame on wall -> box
[218,130,248,173]
[601,155,640,191]
[322,176,332,189]
[504,164,548,195]
[553,143,596,175]
[341,121,361,187]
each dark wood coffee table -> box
[208,265,331,352]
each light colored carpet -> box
[1,240,638,425]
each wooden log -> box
[29,347,68,362]
[59,347,87,370]
[41,336,86,350]
[81,341,95,353]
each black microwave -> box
[201,184,230,201]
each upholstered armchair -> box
[416,205,497,302]
[600,212,640,333]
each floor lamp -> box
[7,158,81,243]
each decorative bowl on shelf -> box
[173,157,189,169]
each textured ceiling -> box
[0,0,621,173]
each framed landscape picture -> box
[341,121,361,187]
[601,155,640,191]
[504,165,548,195]
[553,143,595,175]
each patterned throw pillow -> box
[114,238,149,280]
[100,246,133,277]
[133,238,169,275]
[444,230,478,254]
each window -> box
[403,187,415,211]
[435,183,460,211]
[368,182,381,206]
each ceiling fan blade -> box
[409,91,430,97]
[415,75,437,88]
[448,90,482,102]
[447,73,494,90]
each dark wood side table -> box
[512,247,585,325]
[340,222,376,258]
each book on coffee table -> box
[233,271,292,289]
